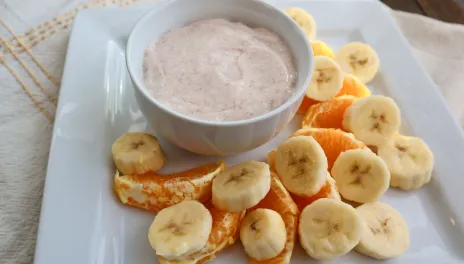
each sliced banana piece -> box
[306,56,344,101]
[378,135,434,190]
[285,7,316,40]
[336,42,379,83]
[343,95,401,146]
[331,149,390,203]
[311,40,335,58]
[148,200,212,260]
[326,174,342,200]
[112,132,165,175]
[275,136,328,197]
[212,160,270,212]
[240,208,287,261]
[355,202,410,259]
[299,198,362,260]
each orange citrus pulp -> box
[158,201,245,264]
[248,174,299,264]
[114,161,225,212]
[292,128,367,170]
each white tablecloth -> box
[0,0,463,263]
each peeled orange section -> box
[248,174,299,264]
[302,96,356,129]
[337,74,371,98]
[114,161,225,212]
[297,96,320,115]
[292,128,367,170]
[297,74,370,116]
[269,144,341,211]
[290,173,341,211]
[158,201,245,264]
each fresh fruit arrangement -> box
[109,6,434,264]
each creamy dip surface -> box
[143,19,296,122]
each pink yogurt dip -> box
[143,19,296,122]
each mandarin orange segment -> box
[292,128,367,170]
[114,161,225,212]
[296,96,320,114]
[158,201,245,264]
[336,74,371,98]
[302,95,356,130]
[248,174,299,264]
[290,173,341,211]
[311,41,335,59]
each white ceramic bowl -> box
[126,0,313,156]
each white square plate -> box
[34,1,464,263]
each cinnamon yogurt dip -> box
[143,19,296,122]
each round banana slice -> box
[306,56,344,101]
[275,136,328,197]
[212,160,271,212]
[331,149,390,203]
[298,198,362,260]
[326,173,342,200]
[148,200,213,260]
[378,135,434,190]
[240,208,287,261]
[112,132,165,175]
[336,42,379,83]
[311,40,335,58]
[285,7,316,40]
[343,95,401,146]
[355,202,410,259]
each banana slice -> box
[285,7,316,40]
[112,132,165,175]
[378,135,434,190]
[212,160,271,212]
[355,202,410,259]
[275,136,328,197]
[240,208,287,261]
[331,149,390,203]
[311,40,335,58]
[336,42,379,83]
[306,56,344,101]
[326,174,342,200]
[343,95,401,146]
[148,200,213,260]
[298,198,362,260]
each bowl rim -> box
[126,0,313,127]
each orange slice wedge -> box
[158,201,245,264]
[248,173,299,264]
[298,74,370,116]
[292,128,367,170]
[114,161,225,212]
[302,95,356,129]
[290,173,341,211]
[337,74,371,98]
[296,96,320,115]
[269,150,341,211]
